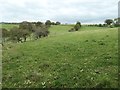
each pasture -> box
[1,24,19,30]
[2,24,118,88]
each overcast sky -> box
[0,0,119,24]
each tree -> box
[76,21,81,27]
[114,22,120,27]
[45,20,51,27]
[74,24,80,31]
[103,24,107,27]
[35,21,43,27]
[19,21,33,33]
[56,21,61,25]
[9,27,30,42]
[51,22,55,25]
[9,27,23,43]
[34,25,50,39]
[74,21,81,31]
[20,29,30,42]
[98,24,102,27]
[114,18,120,27]
[105,19,113,25]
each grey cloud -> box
[0,0,119,23]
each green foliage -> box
[105,19,113,25]
[114,22,119,27]
[45,20,51,27]
[9,27,30,42]
[1,28,9,43]
[114,18,120,27]
[19,21,33,32]
[51,22,56,25]
[74,24,80,31]
[1,28,9,38]
[34,25,49,39]
[73,21,81,31]
[98,24,102,27]
[56,22,61,25]
[68,28,75,32]
[35,22,43,27]
[109,25,114,28]
[2,21,50,43]
[104,18,120,27]
[76,21,81,27]
[9,27,23,42]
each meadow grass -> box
[0,24,19,30]
[2,25,118,88]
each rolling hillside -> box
[2,25,118,88]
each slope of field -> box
[2,25,118,88]
[1,24,19,30]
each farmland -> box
[2,24,118,88]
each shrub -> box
[45,20,51,28]
[74,21,81,31]
[34,25,49,39]
[35,22,43,27]
[68,28,75,32]
[1,28,9,42]
[109,25,114,28]
[9,27,30,42]
[19,21,34,33]
[56,22,61,25]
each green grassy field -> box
[1,24,19,30]
[2,25,118,88]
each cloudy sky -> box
[0,0,119,24]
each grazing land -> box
[1,24,19,30]
[2,24,118,88]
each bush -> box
[114,22,120,27]
[1,28,9,43]
[45,20,51,28]
[35,22,43,27]
[98,24,103,27]
[56,22,61,25]
[68,28,75,32]
[3,21,51,43]
[109,25,114,28]
[34,25,49,39]
[19,21,34,33]
[9,27,31,42]
[74,21,81,31]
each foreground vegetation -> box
[2,24,118,88]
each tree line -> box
[1,20,61,44]
[87,18,120,27]
[1,18,119,45]
[0,20,61,25]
